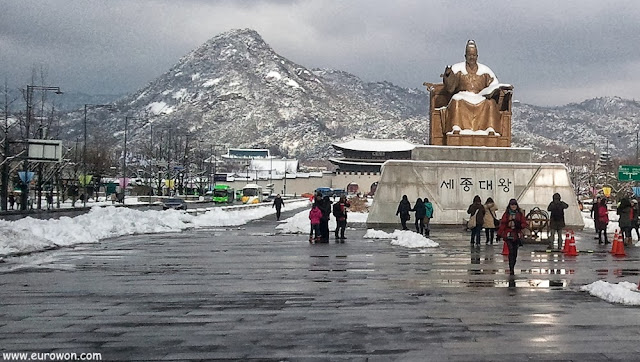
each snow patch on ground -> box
[172,88,188,100]
[146,101,175,115]
[581,281,640,305]
[203,78,222,87]
[363,229,439,248]
[284,78,300,89]
[266,71,282,80]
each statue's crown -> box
[466,40,477,53]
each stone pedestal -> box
[445,134,510,147]
[367,147,584,229]
[411,145,533,163]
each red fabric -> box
[598,205,609,224]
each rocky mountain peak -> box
[59,29,639,166]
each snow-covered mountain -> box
[513,97,640,160]
[61,28,640,163]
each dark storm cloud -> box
[1,0,639,105]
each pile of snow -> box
[580,280,640,305]
[363,229,439,248]
[265,71,282,80]
[0,201,309,257]
[276,209,368,234]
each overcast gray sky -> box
[2,0,639,106]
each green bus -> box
[212,184,235,204]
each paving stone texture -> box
[1,209,640,361]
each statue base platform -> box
[411,145,532,163]
[367,147,584,229]
[445,134,510,147]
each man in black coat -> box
[547,193,569,249]
[272,194,285,221]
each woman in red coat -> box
[498,199,528,275]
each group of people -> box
[395,195,434,236]
[308,193,350,243]
[592,195,640,246]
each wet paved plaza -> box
[1,210,640,361]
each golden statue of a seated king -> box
[424,40,513,147]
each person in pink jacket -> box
[309,204,323,243]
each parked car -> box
[162,198,187,210]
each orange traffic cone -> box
[562,231,571,253]
[613,232,626,257]
[565,233,578,256]
[501,240,509,255]
[637,278,640,290]
[610,230,620,254]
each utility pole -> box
[1,81,13,211]
[121,116,129,203]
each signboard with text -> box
[618,165,640,181]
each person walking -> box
[412,198,427,235]
[46,192,53,210]
[617,197,634,246]
[8,193,15,210]
[498,199,528,275]
[308,203,322,243]
[596,197,609,244]
[272,194,285,221]
[318,195,332,243]
[396,195,412,230]
[547,193,569,250]
[483,197,498,245]
[332,196,350,242]
[467,195,485,246]
[591,196,602,240]
[424,197,434,237]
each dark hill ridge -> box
[60,28,639,163]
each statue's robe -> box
[441,62,501,132]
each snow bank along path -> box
[0,201,310,257]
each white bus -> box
[241,184,263,204]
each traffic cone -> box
[637,278,640,290]
[565,234,578,256]
[562,231,571,253]
[610,230,619,254]
[501,241,509,255]
[613,232,627,257]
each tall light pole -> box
[83,104,114,207]
[21,85,62,211]
[121,116,141,203]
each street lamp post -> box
[121,116,138,203]
[21,85,62,211]
[83,104,114,207]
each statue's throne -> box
[423,82,513,147]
